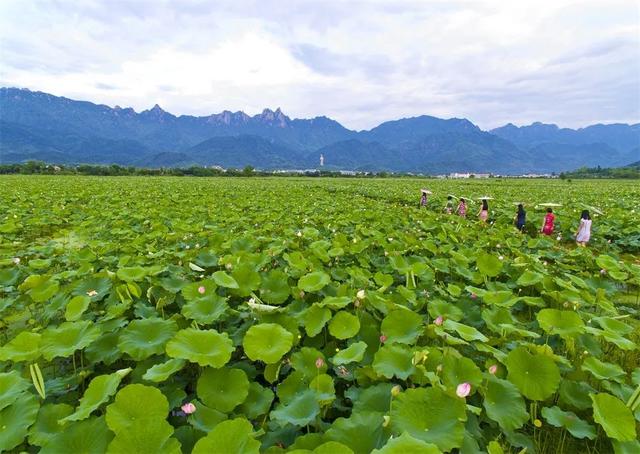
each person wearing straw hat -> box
[419,189,431,208]
[575,210,592,247]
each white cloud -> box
[0,0,638,129]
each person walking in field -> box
[445,195,454,214]
[478,199,489,223]
[420,191,428,208]
[540,208,555,235]
[515,204,526,231]
[457,198,467,218]
[575,210,592,246]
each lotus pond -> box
[0,175,639,453]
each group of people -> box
[419,190,593,246]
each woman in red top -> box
[540,208,555,235]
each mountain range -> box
[1,87,638,173]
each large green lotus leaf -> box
[516,270,543,286]
[581,357,626,382]
[192,418,260,454]
[0,267,21,286]
[0,392,39,451]
[166,328,233,367]
[143,358,186,382]
[483,376,528,432]
[22,275,60,302]
[28,403,74,446]
[107,418,181,454]
[0,371,30,411]
[591,393,637,441]
[373,344,415,379]
[380,310,423,345]
[64,295,91,321]
[259,270,290,305]
[71,276,112,299]
[291,347,327,378]
[61,368,131,423]
[325,411,387,453]
[390,387,467,452]
[477,253,503,277]
[188,400,227,433]
[349,383,393,414]
[505,347,560,401]
[197,367,250,413]
[298,271,330,292]
[116,266,150,282]
[313,441,355,454]
[243,323,293,364]
[303,304,332,337]
[442,319,488,342]
[181,294,228,325]
[536,309,585,338]
[541,406,596,439]
[371,432,440,454]
[39,416,113,454]
[41,321,101,360]
[118,318,178,360]
[271,389,320,427]
[559,380,596,410]
[310,374,335,402]
[181,279,217,300]
[329,311,361,339]
[85,331,122,366]
[231,263,262,296]
[212,270,239,289]
[238,382,274,419]
[106,384,169,434]
[441,355,483,390]
[277,371,310,404]
[159,276,189,294]
[332,341,367,366]
[612,439,640,454]
[317,296,352,309]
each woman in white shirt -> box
[575,210,592,247]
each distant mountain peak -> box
[257,107,289,127]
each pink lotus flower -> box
[181,402,196,414]
[456,382,471,398]
[488,365,498,375]
[434,316,443,326]
[470,293,477,300]
[379,334,387,343]
[197,286,206,294]
[315,357,325,369]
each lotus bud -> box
[563,301,569,308]
[436,364,443,373]
[391,385,402,397]
[185,245,190,249]
[434,316,443,326]
[299,291,305,299]
[195,243,200,248]
[607,239,611,243]
[12,257,20,265]
[225,263,233,270]
[498,256,504,260]
[470,293,477,300]
[87,290,98,297]
[296,231,302,237]
[543,261,548,266]
[248,297,255,304]
[379,334,387,343]
[198,286,206,294]
[496,244,501,248]
[388,238,393,242]
[456,382,471,398]
[315,357,325,369]
[383,415,391,427]
[356,289,366,300]
[600,269,606,275]
[556,235,561,241]
[181,402,196,414]
[488,364,498,375]
[533,419,542,428]
[354,299,361,308]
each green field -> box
[1,175,639,453]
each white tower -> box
[320,154,324,167]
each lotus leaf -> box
[291,347,327,377]
[243,323,293,363]
[303,304,332,337]
[371,432,441,454]
[118,318,178,360]
[107,419,181,454]
[197,367,250,412]
[238,382,274,419]
[541,406,596,439]
[325,411,387,453]
[181,294,228,324]
[380,309,423,344]
[373,344,415,379]
[298,271,331,292]
[39,416,113,454]
[40,321,101,360]
[106,384,169,434]
[259,270,290,304]
[212,270,239,288]
[188,400,227,432]
[142,358,186,382]
[516,270,544,286]
[477,253,503,277]
[28,403,74,447]
[64,295,91,321]
[591,393,637,441]
[0,392,39,451]
[505,346,561,400]
[328,311,361,339]
[332,341,367,366]
[166,328,233,367]
[192,418,260,454]
[116,266,148,282]
[271,389,320,427]
[0,331,41,362]
[482,376,529,432]
[581,356,626,382]
[536,309,585,338]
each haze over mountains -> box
[1,87,638,174]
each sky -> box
[0,0,639,130]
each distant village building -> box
[448,172,490,179]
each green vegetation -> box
[561,163,640,180]
[0,176,639,453]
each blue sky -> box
[1,0,638,130]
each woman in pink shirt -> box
[541,208,555,235]
[457,198,467,218]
